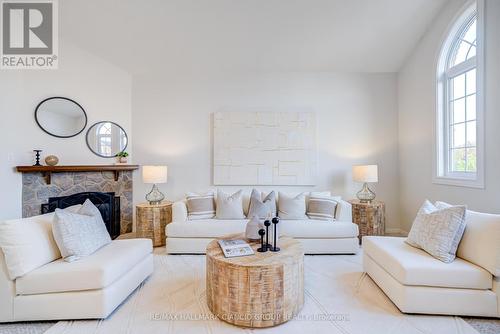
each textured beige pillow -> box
[406,200,466,263]
[216,190,245,219]
[247,189,276,219]
[307,196,339,221]
[52,200,111,262]
[186,192,215,220]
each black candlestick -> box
[271,217,280,252]
[257,229,267,252]
[264,220,271,249]
[33,150,42,166]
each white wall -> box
[132,72,401,230]
[398,0,500,231]
[0,43,132,221]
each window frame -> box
[434,0,484,188]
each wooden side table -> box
[349,199,385,244]
[136,202,172,247]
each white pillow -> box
[52,200,111,262]
[406,200,466,263]
[0,205,82,280]
[216,190,245,219]
[278,192,307,220]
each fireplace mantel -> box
[16,165,139,184]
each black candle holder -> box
[270,217,280,252]
[33,150,42,166]
[257,229,267,252]
[264,220,272,250]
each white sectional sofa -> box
[0,212,153,322]
[363,207,500,318]
[166,192,359,254]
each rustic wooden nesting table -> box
[206,235,304,328]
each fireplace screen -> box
[41,192,121,239]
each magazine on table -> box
[218,239,255,258]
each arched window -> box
[435,0,484,188]
[97,122,112,156]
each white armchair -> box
[0,213,153,322]
[363,205,500,317]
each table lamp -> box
[142,165,167,205]
[352,165,378,203]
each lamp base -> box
[145,184,165,205]
[356,182,376,203]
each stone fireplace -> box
[21,171,134,234]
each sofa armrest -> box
[0,249,15,322]
[335,200,352,222]
[493,277,500,317]
[172,200,188,223]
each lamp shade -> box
[352,165,378,183]
[142,165,168,184]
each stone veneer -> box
[22,171,133,234]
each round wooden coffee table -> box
[206,235,304,328]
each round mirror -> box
[35,97,87,138]
[86,121,128,158]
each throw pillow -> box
[78,199,112,246]
[216,190,245,219]
[278,192,307,220]
[186,192,215,220]
[307,196,338,221]
[247,189,276,219]
[52,200,111,262]
[406,200,466,263]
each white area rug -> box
[45,249,479,334]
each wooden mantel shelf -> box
[16,165,139,184]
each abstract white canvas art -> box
[213,112,317,185]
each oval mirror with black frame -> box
[35,97,87,138]
[86,121,128,158]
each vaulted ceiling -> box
[61,0,449,74]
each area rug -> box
[40,248,480,334]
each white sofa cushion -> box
[458,210,500,276]
[0,207,80,280]
[278,192,307,219]
[167,220,247,238]
[406,200,466,263]
[437,202,500,277]
[166,219,358,239]
[364,236,492,289]
[16,239,152,295]
[280,220,358,238]
[216,190,245,219]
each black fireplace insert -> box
[41,192,121,239]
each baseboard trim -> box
[385,228,408,236]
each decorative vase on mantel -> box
[245,216,264,241]
[45,155,59,166]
